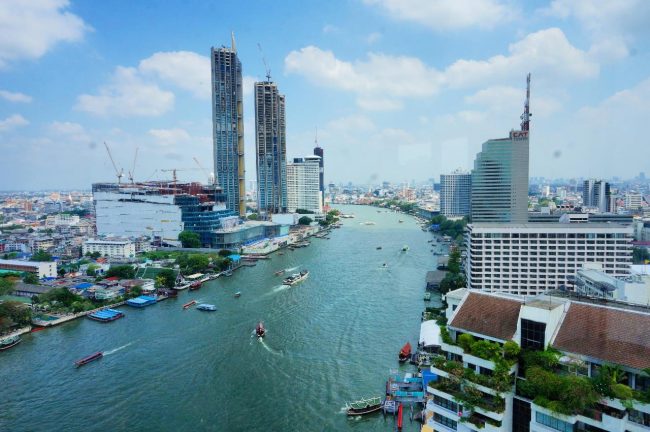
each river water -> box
[0,205,441,432]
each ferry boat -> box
[196,303,217,312]
[346,396,383,416]
[182,300,197,310]
[0,335,21,351]
[282,270,309,286]
[256,321,266,338]
[398,342,412,363]
[75,351,103,367]
[234,292,241,298]
[189,281,202,290]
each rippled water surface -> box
[0,205,441,431]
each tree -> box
[58,267,67,278]
[155,269,176,288]
[0,278,15,296]
[85,251,101,259]
[633,247,650,264]
[86,264,99,276]
[176,254,209,275]
[0,301,32,331]
[218,249,232,257]
[295,209,314,214]
[178,230,201,248]
[298,216,313,225]
[23,273,39,285]
[30,250,52,262]
[106,265,136,279]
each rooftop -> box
[469,222,632,230]
[449,292,524,340]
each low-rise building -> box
[83,238,136,258]
[574,265,650,305]
[0,259,57,279]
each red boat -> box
[189,281,201,290]
[75,351,103,367]
[398,342,411,363]
[256,321,266,338]
[183,300,197,310]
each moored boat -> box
[182,300,197,310]
[75,351,103,367]
[282,270,309,286]
[398,342,412,363]
[196,303,217,312]
[189,281,202,290]
[346,396,383,416]
[0,335,21,351]
[256,321,266,338]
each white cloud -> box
[139,51,210,99]
[48,121,90,142]
[363,0,516,30]
[0,90,32,103]
[366,32,382,44]
[0,114,28,131]
[76,66,175,117]
[149,128,191,146]
[357,97,403,111]
[465,86,562,117]
[0,0,91,68]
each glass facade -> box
[434,412,457,430]
[535,412,573,432]
[521,319,546,350]
[433,395,459,413]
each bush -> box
[458,333,475,352]
[612,383,633,400]
[503,341,521,359]
[470,340,501,360]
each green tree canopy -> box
[0,278,15,296]
[155,268,176,288]
[295,209,314,214]
[176,254,210,275]
[30,250,53,262]
[0,301,32,332]
[298,216,313,225]
[178,230,201,248]
[633,247,650,264]
[23,273,39,284]
[105,265,136,279]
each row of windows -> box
[535,412,573,432]
[434,413,458,430]
[433,395,459,413]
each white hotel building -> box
[82,238,136,258]
[465,223,633,295]
[286,156,322,214]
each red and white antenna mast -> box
[520,73,531,131]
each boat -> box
[283,270,309,286]
[196,303,217,312]
[397,403,403,430]
[234,292,241,298]
[274,269,285,276]
[182,300,197,310]
[189,281,202,290]
[423,292,431,301]
[401,245,409,252]
[399,219,404,223]
[0,335,21,351]
[87,308,124,323]
[75,351,103,367]
[398,342,412,363]
[376,246,382,250]
[346,396,383,416]
[256,321,266,338]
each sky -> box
[0,0,649,190]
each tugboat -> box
[256,321,266,338]
[346,396,383,416]
[75,351,103,367]
[282,270,309,286]
[398,342,412,363]
[0,335,21,351]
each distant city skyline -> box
[1,1,649,190]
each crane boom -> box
[128,147,139,183]
[193,157,212,184]
[104,141,123,184]
[257,43,271,81]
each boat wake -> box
[104,342,132,356]
[285,266,299,272]
[258,338,282,356]
[271,284,290,293]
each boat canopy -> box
[185,273,204,280]
[419,320,441,348]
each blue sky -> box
[0,0,649,190]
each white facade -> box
[45,214,80,226]
[466,223,633,295]
[575,267,650,305]
[0,259,57,279]
[83,239,136,258]
[286,156,322,214]
[625,192,643,210]
[94,188,184,242]
[440,169,471,218]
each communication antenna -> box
[257,43,272,81]
[520,73,531,131]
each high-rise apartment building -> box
[471,75,531,223]
[211,34,246,216]
[465,222,633,295]
[440,169,471,218]
[625,192,643,210]
[582,179,611,213]
[287,156,322,214]
[254,81,287,214]
[313,135,324,207]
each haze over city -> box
[1,0,649,190]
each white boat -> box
[283,270,309,286]
[196,304,217,311]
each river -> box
[0,205,442,432]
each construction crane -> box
[193,157,214,185]
[127,147,139,184]
[104,141,124,184]
[257,43,272,81]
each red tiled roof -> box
[553,302,650,370]
[449,292,523,341]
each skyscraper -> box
[287,156,322,214]
[211,34,246,216]
[440,170,471,218]
[313,130,324,208]
[470,74,530,223]
[583,179,611,213]
[254,81,287,214]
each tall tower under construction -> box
[211,33,246,216]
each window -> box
[513,398,531,432]
[434,395,458,413]
[521,319,546,350]
[434,413,458,430]
[630,409,650,427]
[535,412,573,432]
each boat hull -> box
[75,352,103,367]
[346,404,382,416]
[0,339,21,351]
